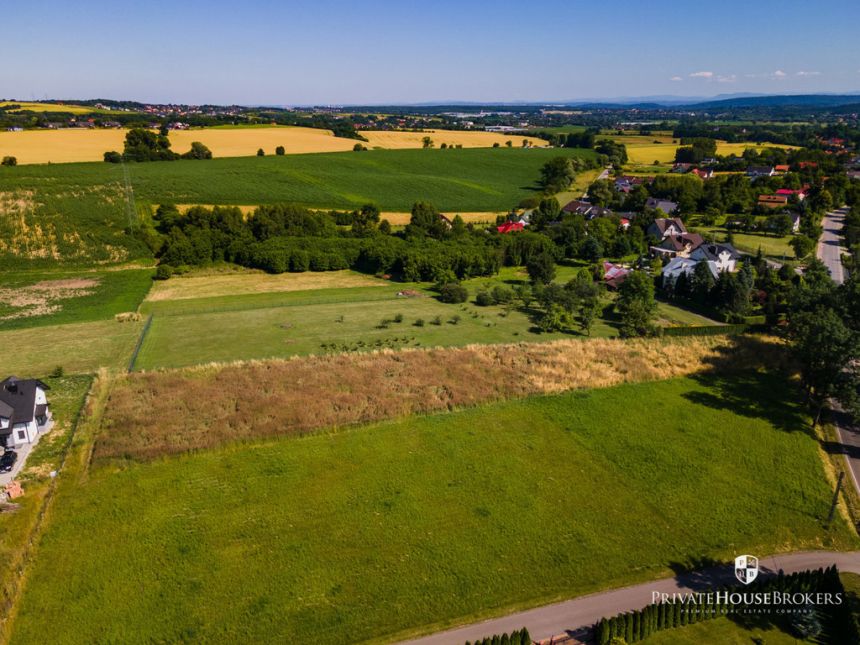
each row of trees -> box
[595,566,849,644]
[464,627,531,645]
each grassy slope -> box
[0,147,597,214]
[9,371,855,645]
[0,268,153,331]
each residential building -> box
[644,197,679,214]
[0,377,51,449]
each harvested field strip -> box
[96,335,787,463]
[145,269,387,302]
[139,285,402,317]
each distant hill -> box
[682,94,860,110]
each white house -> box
[0,377,51,449]
[690,243,741,273]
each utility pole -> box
[826,471,844,527]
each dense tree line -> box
[464,627,531,645]
[595,566,848,645]
[104,128,212,163]
[146,201,571,282]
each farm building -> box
[0,377,51,449]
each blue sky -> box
[3,0,859,105]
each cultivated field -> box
[597,133,795,166]
[9,369,854,644]
[0,126,546,165]
[0,101,112,115]
[0,147,595,217]
[102,335,782,461]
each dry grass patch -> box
[0,278,100,321]
[95,335,787,463]
[146,269,386,302]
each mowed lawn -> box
[9,371,854,644]
[0,318,143,377]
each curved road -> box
[397,551,860,645]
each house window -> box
[17,430,26,440]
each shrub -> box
[393,313,404,323]
[439,282,468,304]
[154,264,174,280]
[103,151,121,163]
[431,315,442,325]
[50,365,64,378]
[275,146,285,156]
[491,285,514,304]
[1,155,17,166]
[414,318,425,327]
[257,148,265,156]
[450,315,461,325]
[475,290,494,306]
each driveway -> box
[396,551,860,645]
[0,441,35,487]
[817,207,848,284]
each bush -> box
[1,155,17,167]
[414,318,425,327]
[103,151,121,163]
[450,315,461,325]
[50,365,64,378]
[491,285,514,304]
[257,148,265,156]
[154,264,174,280]
[275,146,285,156]
[475,290,494,306]
[393,313,404,323]
[439,282,468,303]
[431,315,442,325]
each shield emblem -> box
[735,555,759,585]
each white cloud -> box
[796,70,821,77]
[773,70,787,78]
[670,75,683,82]
[717,74,737,83]
[689,71,714,78]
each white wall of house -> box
[10,420,38,447]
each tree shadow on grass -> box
[681,336,811,436]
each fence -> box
[127,314,154,372]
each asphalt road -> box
[817,207,848,285]
[397,551,860,645]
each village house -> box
[496,221,524,234]
[774,164,790,173]
[775,188,808,201]
[646,217,686,240]
[562,200,594,217]
[747,166,776,178]
[652,232,705,258]
[691,167,715,180]
[0,377,51,449]
[644,197,679,214]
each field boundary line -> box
[128,314,154,372]
[0,377,94,643]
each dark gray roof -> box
[0,376,49,426]
[695,243,742,261]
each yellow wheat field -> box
[0,126,546,165]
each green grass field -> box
[0,318,144,377]
[0,147,597,215]
[8,370,854,644]
[0,268,153,330]
[134,267,718,371]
